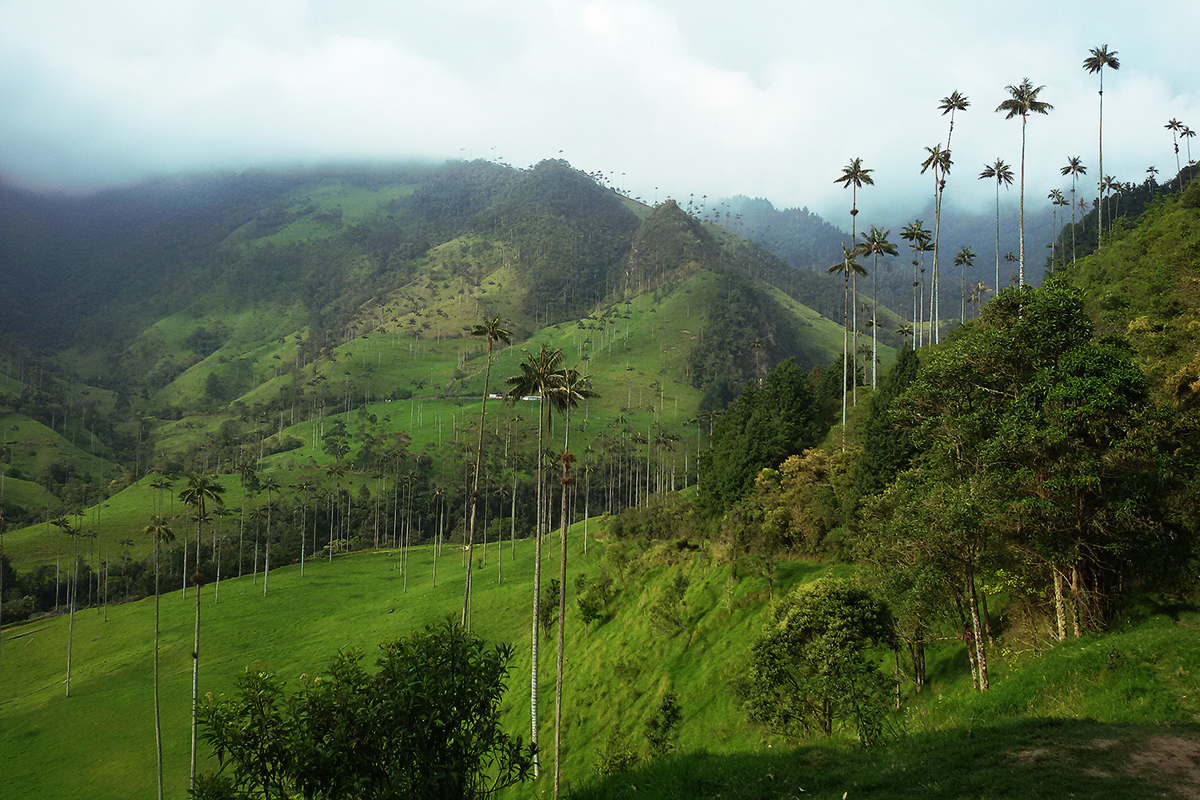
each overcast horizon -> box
[2,0,1197,226]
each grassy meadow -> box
[5,518,1199,800]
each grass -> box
[4,524,1199,800]
[569,718,1198,799]
[0,523,851,800]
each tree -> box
[978,160,1014,293]
[259,475,280,596]
[549,366,596,799]
[855,226,898,387]
[953,246,976,323]
[1047,188,1065,267]
[834,158,875,407]
[900,221,932,343]
[197,621,536,800]
[463,316,513,632]
[996,78,1053,285]
[827,245,866,439]
[1182,125,1195,166]
[921,144,953,343]
[698,359,826,512]
[1083,45,1120,246]
[143,514,175,800]
[1166,118,1184,188]
[737,578,895,746]
[1060,157,1087,263]
[505,343,567,777]
[179,472,225,597]
[936,91,969,337]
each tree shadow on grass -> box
[566,718,1200,800]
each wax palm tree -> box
[324,460,349,561]
[1047,188,1064,266]
[940,90,970,151]
[900,220,931,344]
[550,366,596,799]
[178,472,224,597]
[953,246,976,323]
[834,158,874,404]
[978,159,1014,294]
[1182,125,1195,166]
[462,315,513,631]
[996,78,1053,285]
[296,478,315,577]
[1101,176,1121,232]
[505,343,567,778]
[143,514,175,800]
[259,475,280,596]
[1146,165,1159,188]
[827,245,865,440]
[1083,45,1119,246]
[189,569,205,793]
[856,226,898,387]
[1167,118,1184,187]
[920,144,953,342]
[1049,189,1069,265]
[148,475,172,516]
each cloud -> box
[1,0,1196,227]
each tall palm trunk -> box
[463,362,494,631]
[1018,116,1027,286]
[190,576,202,792]
[153,542,164,800]
[530,395,545,777]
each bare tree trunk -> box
[1053,566,1067,642]
[966,572,989,690]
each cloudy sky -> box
[2,0,1196,223]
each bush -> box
[644,690,683,756]
[197,620,535,800]
[737,578,896,746]
[593,729,640,777]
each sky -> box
[2,0,1197,225]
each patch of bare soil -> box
[1128,735,1200,799]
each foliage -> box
[687,272,823,408]
[197,620,535,800]
[854,345,920,496]
[737,577,895,746]
[643,690,683,757]
[698,359,827,512]
[575,570,616,627]
[648,570,690,633]
[592,731,640,777]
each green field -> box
[4,522,1199,800]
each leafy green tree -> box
[197,621,535,800]
[737,578,895,745]
[996,79,1054,285]
[1084,45,1120,246]
[698,359,826,513]
[978,159,1014,293]
[854,346,920,497]
[644,690,683,757]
